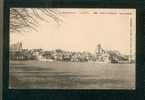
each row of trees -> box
[42,49,96,62]
[10,50,36,60]
[10,49,96,62]
[10,48,130,63]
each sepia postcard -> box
[9,8,136,89]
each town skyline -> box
[10,42,133,63]
[10,41,133,57]
[10,8,136,55]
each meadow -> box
[9,61,135,89]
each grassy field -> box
[9,61,135,89]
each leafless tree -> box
[10,8,62,33]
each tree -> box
[10,8,62,33]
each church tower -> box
[96,44,102,54]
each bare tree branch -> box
[10,8,62,33]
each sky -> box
[10,8,136,55]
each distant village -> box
[10,42,135,64]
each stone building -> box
[10,42,23,60]
[95,44,111,63]
[95,44,130,63]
